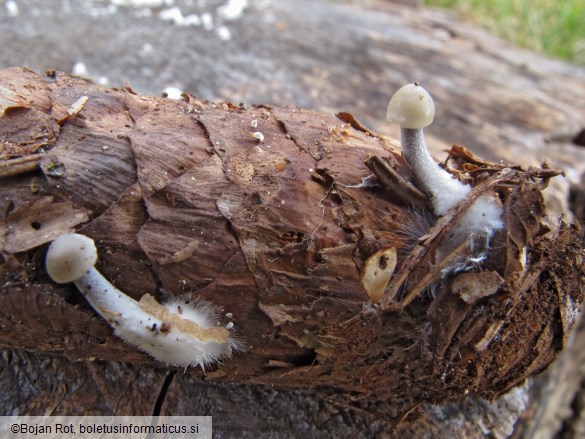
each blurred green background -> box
[424,0,585,64]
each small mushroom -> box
[387,83,503,238]
[45,233,242,368]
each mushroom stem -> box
[400,127,471,216]
[73,267,138,321]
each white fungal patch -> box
[217,0,248,21]
[455,195,504,238]
[46,233,242,369]
[159,7,183,24]
[159,7,202,27]
[137,294,243,368]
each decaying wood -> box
[1,67,583,425]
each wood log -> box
[1,67,583,424]
[2,1,585,436]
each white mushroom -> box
[387,83,503,238]
[46,233,242,369]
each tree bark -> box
[1,67,583,427]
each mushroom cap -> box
[46,233,97,283]
[386,83,435,129]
